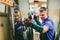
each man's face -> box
[40,11,47,20]
[14,12,20,21]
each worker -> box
[14,10,24,40]
[26,7,54,40]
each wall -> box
[18,0,29,18]
[48,0,60,33]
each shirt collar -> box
[43,16,50,22]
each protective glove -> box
[14,22,18,27]
[26,19,43,33]
[34,15,42,26]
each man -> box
[39,7,54,40]
[14,10,24,40]
[27,7,54,40]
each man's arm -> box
[30,21,49,33]
[26,18,53,33]
[42,21,53,33]
[42,25,49,33]
[27,20,43,33]
[34,16,49,33]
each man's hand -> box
[42,25,49,33]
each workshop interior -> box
[0,0,60,40]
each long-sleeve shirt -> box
[40,16,54,40]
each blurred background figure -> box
[14,10,27,40]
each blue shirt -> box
[40,17,54,40]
